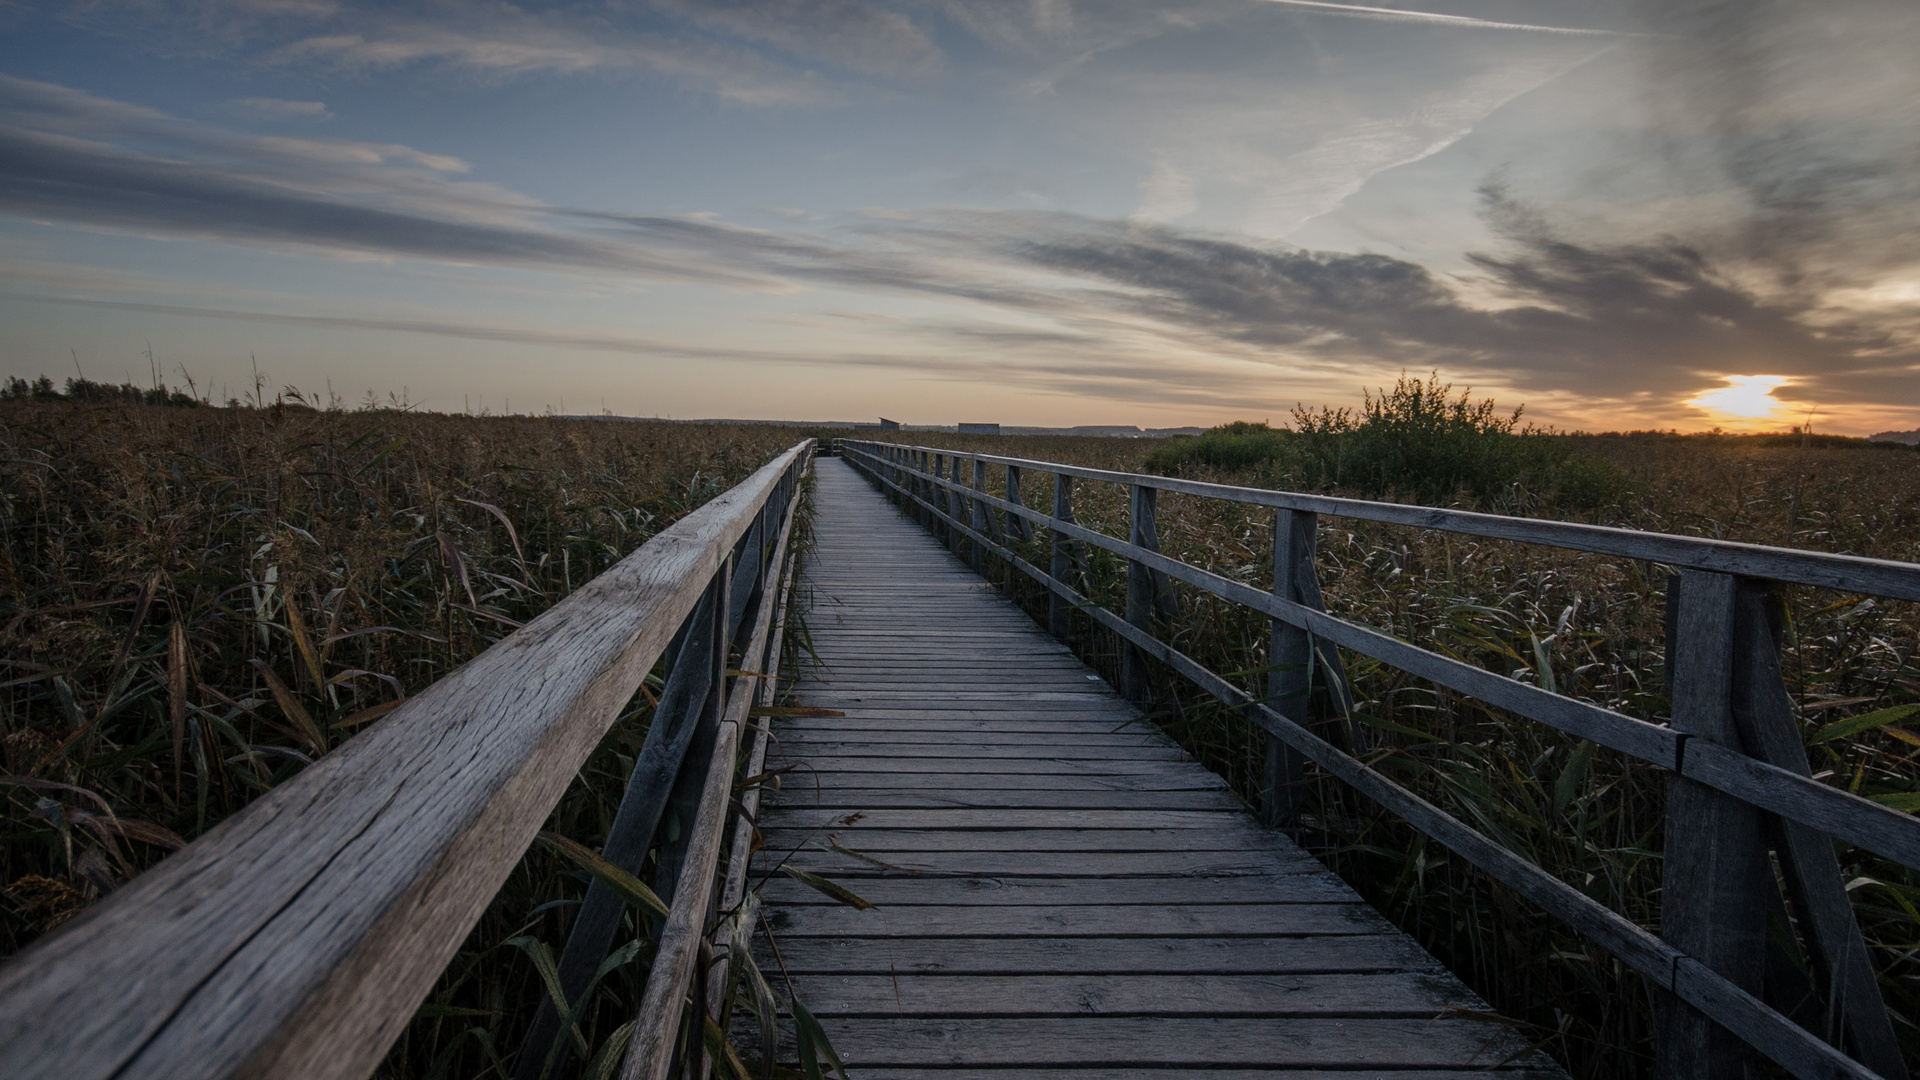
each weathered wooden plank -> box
[761,824,1275,851]
[799,1016,1542,1069]
[760,934,1445,976]
[754,874,1352,907]
[753,788,1239,810]
[778,756,1206,775]
[767,744,1189,761]
[784,706,1139,720]
[770,770,1228,791]
[771,730,1178,748]
[760,808,1245,830]
[772,849,1318,878]
[0,442,815,1080]
[784,972,1472,1017]
[800,672,1098,685]
[771,719,1162,735]
[763,903,1387,938]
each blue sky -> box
[1,0,1915,431]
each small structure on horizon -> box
[879,417,901,431]
[957,422,1001,435]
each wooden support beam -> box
[1049,473,1074,640]
[1729,583,1908,1080]
[653,556,731,907]
[513,577,724,1080]
[970,457,990,572]
[1123,484,1158,704]
[1657,570,1769,1080]
[1005,465,1030,542]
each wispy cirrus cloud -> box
[54,0,927,105]
[0,76,779,284]
[1249,0,1622,36]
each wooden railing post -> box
[918,450,932,529]
[1263,509,1315,827]
[1657,569,1768,1080]
[970,458,992,572]
[1049,473,1074,639]
[1004,465,1028,541]
[942,455,963,554]
[1003,465,1026,595]
[936,449,952,541]
[1122,483,1159,704]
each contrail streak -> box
[1252,0,1619,35]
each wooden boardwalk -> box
[751,457,1563,1077]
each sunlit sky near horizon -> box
[1,1,1917,433]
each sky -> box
[0,1,1916,433]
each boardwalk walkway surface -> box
[749,457,1564,1077]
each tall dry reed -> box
[0,396,821,1077]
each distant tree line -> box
[1,375,203,408]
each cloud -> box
[648,0,941,79]
[1623,0,1920,284]
[227,96,331,120]
[1131,157,1196,224]
[52,0,961,104]
[0,291,812,362]
[1248,0,1621,36]
[0,77,776,285]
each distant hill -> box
[1869,429,1920,445]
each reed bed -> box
[889,426,1920,1079]
[0,396,821,1078]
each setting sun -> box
[1686,375,1791,421]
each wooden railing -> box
[0,440,814,1080]
[839,438,1918,1080]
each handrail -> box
[838,438,1914,1080]
[0,440,815,1080]
[857,442,1920,602]
[621,449,806,1080]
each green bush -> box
[1144,421,1290,473]
[1150,374,1626,512]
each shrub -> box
[1147,374,1626,512]
[1288,373,1623,509]
[1144,421,1290,473]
